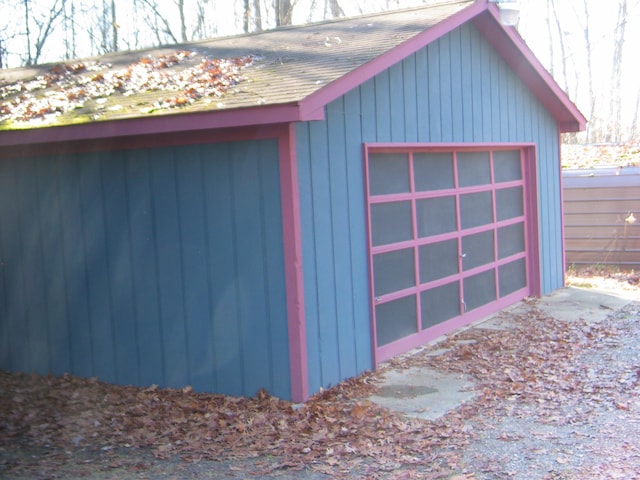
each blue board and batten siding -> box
[297,22,562,394]
[0,20,568,402]
[0,140,291,399]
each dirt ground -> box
[1,269,639,480]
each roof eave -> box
[558,121,584,134]
[0,102,323,147]
[472,7,587,133]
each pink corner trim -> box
[523,145,542,297]
[362,146,379,367]
[557,132,567,285]
[278,124,309,402]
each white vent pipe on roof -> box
[489,0,521,26]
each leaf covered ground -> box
[562,143,640,169]
[1,270,639,479]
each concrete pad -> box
[369,286,638,421]
[479,286,638,328]
[533,286,636,324]
[368,367,476,421]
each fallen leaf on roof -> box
[0,51,255,125]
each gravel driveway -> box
[460,301,640,479]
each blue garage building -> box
[0,1,585,401]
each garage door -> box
[366,147,536,362]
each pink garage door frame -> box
[364,143,541,365]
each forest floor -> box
[561,143,640,169]
[1,267,639,479]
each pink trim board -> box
[278,124,310,402]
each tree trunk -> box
[553,1,569,94]
[609,0,627,142]
[581,0,596,142]
[111,0,118,51]
[544,0,554,76]
[326,0,344,18]
[631,90,640,141]
[177,0,187,42]
[66,0,77,59]
[193,0,210,39]
[100,0,109,53]
[23,0,32,64]
[275,0,292,26]
[546,0,569,92]
[253,0,263,32]
[243,0,250,32]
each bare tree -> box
[111,0,118,51]
[176,0,187,42]
[253,0,263,31]
[608,0,627,142]
[631,91,640,141]
[90,0,117,54]
[21,0,67,65]
[275,0,293,26]
[544,0,581,143]
[579,0,598,142]
[193,0,216,39]
[62,0,77,59]
[325,0,345,18]
[140,0,178,44]
[23,0,32,63]
[243,0,250,32]
[136,0,212,45]
[545,0,569,92]
[0,0,23,67]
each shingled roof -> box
[0,0,585,146]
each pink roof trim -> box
[473,5,586,133]
[0,102,324,147]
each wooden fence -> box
[563,167,640,269]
